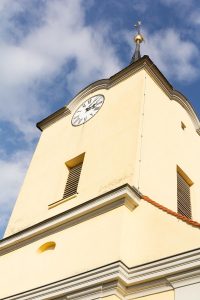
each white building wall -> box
[175,283,200,300]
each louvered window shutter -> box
[177,172,191,219]
[63,163,83,199]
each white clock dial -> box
[71,94,104,126]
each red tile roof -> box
[142,195,200,229]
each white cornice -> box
[168,269,200,289]
[0,184,141,255]
[3,248,200,300]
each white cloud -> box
[132,0,150,13]
[0,148,32,237]
[159,0,195,6]
[0,0,122,140]
[143,29,199,81]
[0,151,30,205]
[189,10,200,25]
[125,28,199,82]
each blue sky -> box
[0,0,200,238]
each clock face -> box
[71,94,104,126]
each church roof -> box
[142,194,200,229]
[37,56,200,134]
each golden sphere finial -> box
[134,34,144,44]
[134,21,144,44]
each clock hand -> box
[85,98,102,111]
[85,103,96,111]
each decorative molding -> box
[138,60,200,136]
[67,60,146,112]
[66,56,200,136]
[126,279,172,299]
[0,184,141,255]
[66,281,126,300]
[172,91,200,135]
[3,247,200,300]
[168,269,200,289]
[36,56,200,135]
[36,107,71,131]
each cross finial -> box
[134,21,142,35]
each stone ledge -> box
[0,184,141,254]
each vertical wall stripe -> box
[137,74,147,191]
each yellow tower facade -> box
[1,56,200,300]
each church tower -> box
[1,23,200,300]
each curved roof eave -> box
[37,56,200,134]
[67,55,200,135]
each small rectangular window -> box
[177,167,192,219]
[48,153,84,209]
[63,163,83,199]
